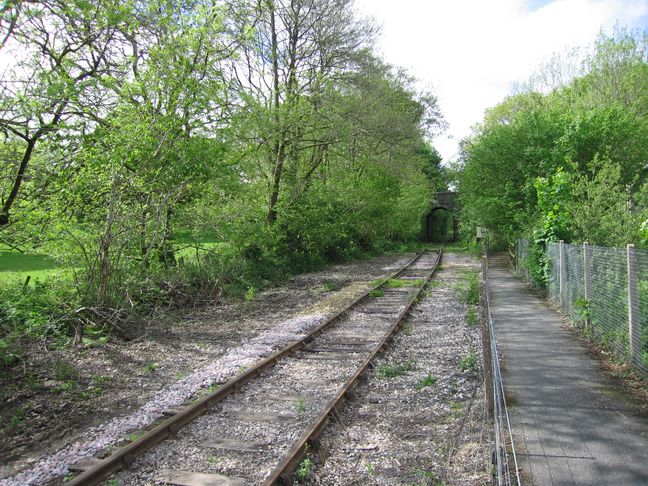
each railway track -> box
[67,249,442,485]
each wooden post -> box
[514,240,518,274]
[481,256,494,417]
[627,244,641,368]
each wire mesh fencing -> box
[481,253,521,486]
[634,248,648,370]
[517,240,648,374]
[514,239,531,283]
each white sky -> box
[354,0,648,163]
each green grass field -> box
[0,231,229,285]
[0,245,64,284]
[174,241,229,261]
[171,229,230,260]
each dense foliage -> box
[458,28,648,269]
[0,0,444,363]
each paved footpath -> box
[487,254,648,485]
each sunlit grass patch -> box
[0,245,72,284]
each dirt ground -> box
[0,253,414,480]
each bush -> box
[0,278,80,368]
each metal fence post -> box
[583,242,591,327]
[514,239,519,276]
[559,240,565,308]
[627,244,641,367]
[481,256,493,417]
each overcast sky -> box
[354,0,648,164]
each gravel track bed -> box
[305,253,491,486]
[114,328,389,484]
[113,254,437,485]
[1,253,414,485]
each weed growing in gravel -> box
[366,462,376,476]
[127,430,146,442]
[92,374,111,385]
[415,374,438,390]
[321,282,336,292]
[369,288,384,298]
[449,400,465,419]
[294,398,307,415]
[196,341,209,349]
[459,349,477,371]
[208,455,220,464]
[402,324,412,336]
[53,359,77,381]
[195,383,220,398]
[104,479,119,486]
[370,278,387,287]
[386,278,423,288]
[377,359,416,379]
[25,372,41,390]
[466,306,478,327]
[465,278,479,305]
[79,386,103,400]
[456,270,479,305]
[143,362,158,373]
[53,380,77,394]
[245,286,256,301]
[296,456,314,480]
[425,281,443,291]
[9,406,27,428]
[412,468,438,483]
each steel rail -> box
[262,249,442,485]
[67,249,431,486]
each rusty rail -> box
[67,249,433,486]
[263,250,442,484]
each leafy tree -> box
[0,0,444,353]
[458,28,648,252]
[226,0,376,223]
[568,159,645,247]
[0,0,132,228]
[419,144,447,192]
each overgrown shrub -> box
[0,278,81,367]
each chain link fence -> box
[481,250,521,486]
[639,250,648,371]
[514,239,531,283]
[516,240,648,374]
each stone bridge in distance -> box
[423,191,459,242]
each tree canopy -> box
[0,0,445,355]
[457,28,648,252]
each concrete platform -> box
[487,254,648,485]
